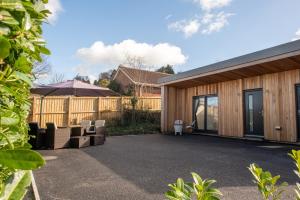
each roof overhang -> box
[159,40,300,88]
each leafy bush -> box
[122,109,160,125]
[248,164,287,200]
[165,172,222,200]
[166,150,300,200]
[289,150,300,199]
[107,123,160,136]
[0,0,49,197]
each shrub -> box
[0,0,49,197]
[289,150,300,199]
[166,150,300,200]
[248,164,287,200]
[165,172,222,200]
[122,109,160,126]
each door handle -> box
[259,110,263,117]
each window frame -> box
[192,94,219,134]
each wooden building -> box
[159,40,300,143]
[112,65,170,97]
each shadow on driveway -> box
[35,134,300,200]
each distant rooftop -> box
[116,65,171,85]
[45,79,110,90]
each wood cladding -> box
[218,80,243,137]
[162,69,300,143]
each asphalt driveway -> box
[34,134,300,200]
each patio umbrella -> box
[31,79,119,97]
[30,80,120,125]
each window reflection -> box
[207,97,218,131]
[249,95,254,132]
[194,96,218,131]
[196,98,205,130]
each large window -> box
[193,95,218,132]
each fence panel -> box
[29,96,161,127]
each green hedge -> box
[0,0,49,198]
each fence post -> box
[31,96,36,122]
[120,96,124,125]
[67,97,72,126]
[98,97,101,119]
[141,97,144,110]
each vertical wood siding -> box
[162,69,300,142]
[218,80,244,137]
[29,96,161,128]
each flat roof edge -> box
[159,40,300,85]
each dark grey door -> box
[244,90,264,137]
[296,86,300,140]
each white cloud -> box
[168,0,234,37]
[292,29,300,41]
[194,0,232,11]
[202,12,233,34]
[168,12,233,37]
[73,64,97,84]
[165,14,173,20]
[168,19,200,38]
[45,0,63,24]
[76,39,187,72]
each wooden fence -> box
[28,96,161,128]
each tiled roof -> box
[118,65,171,85]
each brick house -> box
[112,65,171,97]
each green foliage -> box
[0,150,45,170]
[122,109,160,125]
[248,164,287,200]
[0,0,49,197]
[7,171,31,200]
[108,80,121,93]
[165,172,222,200]
[98,78,110,87]
[191,172,222,200]
[106,123,160,136]
[156,64,175,74]
[125,84,135,96]
[74,74,90,84]
[289,150,300,199]
[166,178,193,200]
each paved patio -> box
[35,134,299,200]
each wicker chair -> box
[46,123,71,150]
[81,120,95,135]
[95,120,106,136]
[92,120,106,145]
[28,122,46,149]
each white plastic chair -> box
[174,120,183,136]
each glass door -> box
[206,96,218,131]
[193,95,218,133]
[194,97,205,130]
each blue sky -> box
[43,0,300,82]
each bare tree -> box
[124,54,154,97]
[32,56,51,80]
[49,73,65,84]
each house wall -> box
[114,70,161,97]
[114,70,133,94]
[161,69,300,143]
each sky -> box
[42,0,300,83]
